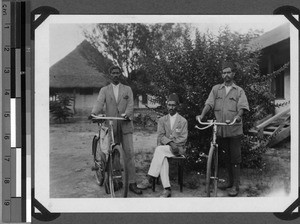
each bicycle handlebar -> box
[91,114,126,121]
[195,117,238,130]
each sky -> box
[49,15,289,66]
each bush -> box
[241,135,270,169]
[84,23,289,170]
[144,26,289,171]
[50,94,74,123]
[133,113,156,127]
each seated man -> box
[137,93,188,197]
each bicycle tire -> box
[205,144,218,197]
[92,135,105,186]
[107,145,128,197]
[92,135,98,156]
[212,145,218,197]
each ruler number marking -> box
[4,200,11,206]
[4,23,10,29]
[4,68,10,74]
[2,3,8,16]
[4,178,10,184]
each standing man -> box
[91,65,142,195]
[137,93,188,197]
[197,61,249,197]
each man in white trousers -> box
[137,93,188,197]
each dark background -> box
[14,0,300,223]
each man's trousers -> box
[148,145,175,188]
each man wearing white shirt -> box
[112,82,119,102]
[137,93,188,197]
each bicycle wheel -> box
[92,135,105,186]
[212,145,218,197]
[205,144,218,197]
[107,145,128,197]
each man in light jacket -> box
[137,93,188,197]
[91,65,142,195]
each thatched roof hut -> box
[49,40,113,115]
[50,40,111,89]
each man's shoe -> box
[228,186,239,197]
[218,181,233,190]
[137,179,152,190]
[160,189,171,198]
[129,183,143,195]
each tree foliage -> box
[83,23,289,170]
[83,23,190,98]
[50,94,74,123]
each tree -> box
[84,23,289,171]
[83,23,190,101]
[84,24,145,77]
[145,26,289,170]
[50,94,74,123]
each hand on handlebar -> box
[234,115,241,123]
[88,113,95,120]
[196,115,204,122]
[121,113,131,121]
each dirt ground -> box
[50,119,291,198]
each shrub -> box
[144,26,289,171]
[50,94,74,123]
[241,135,269,169]
[84,23,289,171]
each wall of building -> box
[74,93,98,115]
[275,69,290,114]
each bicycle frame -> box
[92,115,126,148]
[195,117,238,197]
[91,114,128,197]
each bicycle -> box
[195,117,238,197]
[91,114,129,197]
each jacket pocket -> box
[214,96,223,111]
[228,97,237,112]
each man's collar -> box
[219,82,237,89]
[111,83,120,88]
[169,112,178,118]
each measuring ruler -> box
[2,0,30,222]
[2,0,12,222]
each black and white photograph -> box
[34,15,299,212]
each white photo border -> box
[34,15,299,213]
